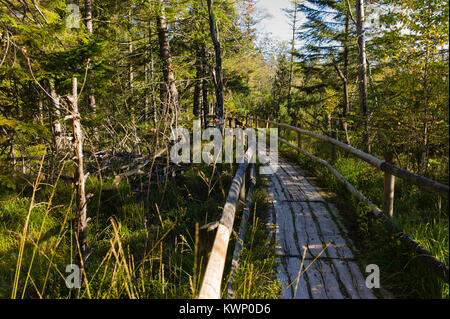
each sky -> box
[255,0,299,43]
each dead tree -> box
[69,77,89,268]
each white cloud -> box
[256,0,293,42]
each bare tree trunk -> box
[287,0,298,115]
[332,57,351,146]
[148,25,157,129]
[50,80,62,152]
[156,1,179,127]
[193,48,202,118]
[201,45,209,129]
[70,77,89,268]
[342,12,351,145]
[38,92,44,125]
[355,0,370,152]
[85,0,93,34]
[206,0,224,129]
[85,0,97,141]
[421,47,430,176]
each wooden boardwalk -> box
[263,155,377,299]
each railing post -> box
[240,171,246,202]
[383,152,395,218]
[331,130,337,164]
[297,130,302,151]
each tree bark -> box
[156,1,179,126]
[70,77,89,268]
[332,57,351,145]
[287,0,298,115]
[85,0,93,34]
[50,80,62,152]
[193,47,202,117]
[85,0,97,140]
[206,0,224,129]
[355,0,370,151]
[201,45,209,129]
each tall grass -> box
[0,160,283,299]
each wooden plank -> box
[301,259,330,299]
[285,257,310,299]
[269,172,288,202]
[275,166,306,201]
[346,261,377,299]
[331,259,364,299]
[277,257,293,299]
[274,202,298,257]
[291,202,324,260]
[278,163,324,202]
[307,202,354,259]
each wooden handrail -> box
[198,145,256,299]
[255,118,448,199]
[227,163,256,298]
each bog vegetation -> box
[0,0,448,299]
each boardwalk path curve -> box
[263,154,376,299]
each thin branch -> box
[0,27,10,67]
[345,0,357,26]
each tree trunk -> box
[200,45,209,129]
[193,48,202,117]
[355,0,370,152]
[342,12,351,145]
[70,77,89,268]
[85,0,97,140]
[202,74,209,129]
[287,0,298,115]
[85,0,93,34]
[206,0,224,129]
[421,47,430,176]
[156,1,179,127]
[50,80,62,152]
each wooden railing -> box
[237,115,448,284]
[198,144,256,299]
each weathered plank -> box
[307,202,354,259]
[274,202,298,257]
[285,257,310,299]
